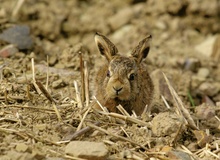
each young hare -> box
[93,32,154,115]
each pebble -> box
[52,79,66,89]
[15,143,28,152]
[151,112,184,137]
[35,124,47,131]
[197,67,210,79]
[65,141,108,160]
[195,36,217,57]
[198,82,220,97]
[167,150,193,160]
[0,44,18,58]
[195,104,215,120]
[108,7,133,31]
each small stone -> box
[167,150,193,160]
[49,56,58,66]
[155,21,167,30]
[35,124,47,131]
[151,112,184,137]
[0,44,18,58]
[15,143,28,152]
[195,104,215,120]
[197,67,210,79]
[198,82,220,97]
[187,142,198,152]
[52,79,66,89]
[65,141,108,160]
[108,7,133,31]
[192,130,213,148]
[195,36,217,57]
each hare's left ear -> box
[131,35,152,64]
[95,32,118,62]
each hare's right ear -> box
[95,32,118,61]
[131,35,152,64]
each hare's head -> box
[95,32,152,101]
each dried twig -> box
[79,52,85,102]
[31,58,42,94]
[46,55,49,90]
[93,96,108,112]
[76,106,91,131]
[11,0,25,18]
[1,104,55,112]
[4,89,8,104]
[35,81,54,103]
[116,104,130,116]
[163,72,198,130]
[62,122,100,141]
[0,127,59,146]
[141,104,148,118]
[74,81,83,108]
[87,122,149,151]
[99,111,151,128]
[52,102,62,122]
[161,95,171,109]
[84,61,89,107]
[215,115,220,122]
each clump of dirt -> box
[0,0,220,159]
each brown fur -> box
[92,33,154,115]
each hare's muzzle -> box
[113,86,123,95]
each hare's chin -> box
[108,94,130,101]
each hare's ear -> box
[131,35,152,64]
[95,32,118,61]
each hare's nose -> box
[113,87,123,95]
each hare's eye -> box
[129,73,135,81]
[107,70,111,77]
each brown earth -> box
[0,0,220,160]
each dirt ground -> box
[0,0,220,160]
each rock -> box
[35,124,47,131]
[167,150,194,160]
[191,75,205,89]
[15,143,28,152]
[155,21,167,30]
[111,25,133,42]
[195,36,217,57]
[0,44,18,58]
[3,150,35,160]
[187,0,219,17]
[197,67,210,79]
[195,104,215,120]
[192,130,213,148]
[52,79,67,89]
[151,112,184,137]
[65,141,108,160]
[49,55,58,66]
[198,82,220,97]
[108,7,133,31]
[0,25,33,49]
